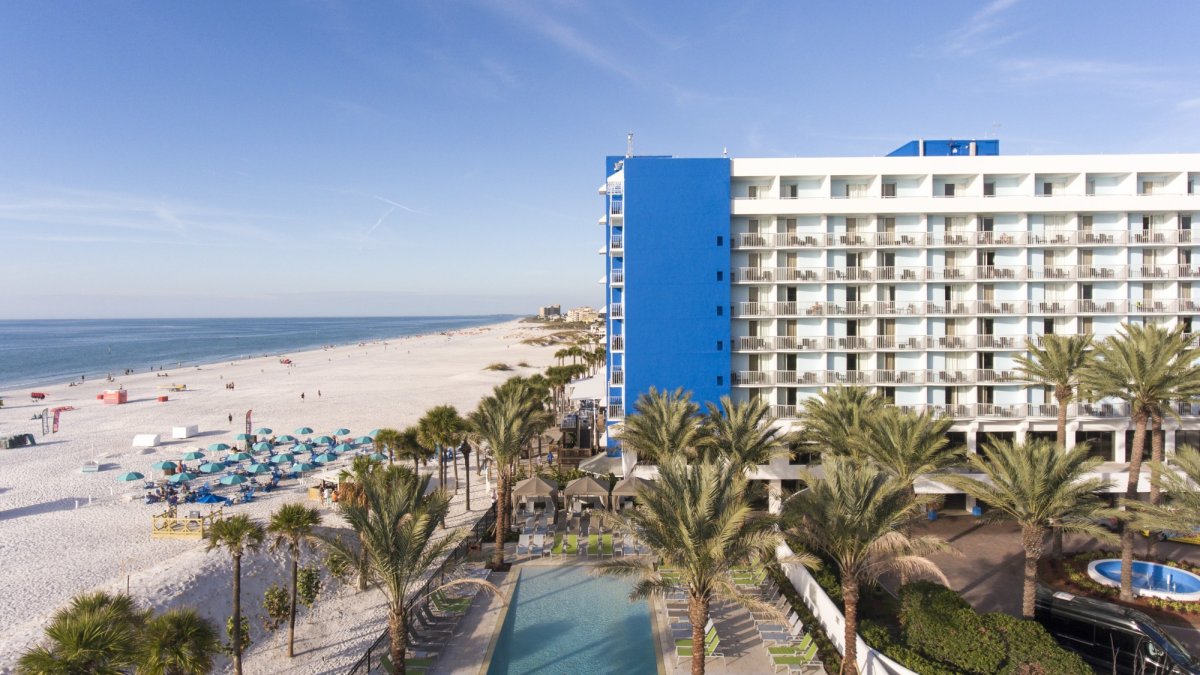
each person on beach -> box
[301,392,305,401]
[227,414,233,424]
[317,390,321,398]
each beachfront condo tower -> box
[601,140,1200,509]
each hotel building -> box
[601,140,1200,506]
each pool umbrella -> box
[295,427,313,435]
[226,452,253,462]
[314,435,334,445]
[270,453,295,464]
[368,429,381,438]
[208,443,231,452]
[313,452,338,464]
[118,471,145,482]
[333,443,353,454]
[332,428,351,436]
[196,493,224,504]
[354,436,373,445]
[219,474,249,486]
[276,435,296,443]
[199,462,226,474]
[368,452,388,462]
[251,442,273,453]
[151,460,177,471]
[292,461,317,473]
[181,451,205,461]
[293,442,314,453]
[254,427,273,435]
[167,472,196,484]
[246,463,272,474]
[234,433,253,441]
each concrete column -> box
[966,428,979,455]
[768,480,783,515]
[1165,425,1177,458]
[1014,424,1028,445]
[1114,427,1127,464]
[1065,422,1080,450]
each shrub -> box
[484,363,512,371]
[226,615,251,653]
[981,612,1092,674]
[262,585,288,631]
[298,566,321,607]
[517,361,532,368]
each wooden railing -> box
[151,507,223,539]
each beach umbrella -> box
[151,460,177,471]
[167,472,196,484]
[219,474,249,486]
[333,443,353,454]
[276,435,296,443]
[368,429,381,438]
[295,427,313,435]
[368,452,388,462]
[208,443,231,452]
[314,435,334,445]
[292,461,317,473]
[354,436,373,445]
[246,463,272,474]
[293,442,314,453]
[313,452,338,464]
[117,471,145,482]
[226,452,253,462]
[254,427,272,435]
[332,428,351,436]
[196,493,224,504]
[235,433,253,441]
[270,453,295,464]
[199,462,226,474]
[181,451,205,461]
[252,442,273,453]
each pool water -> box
[487,565,657,675]
[1089,559,1200,601]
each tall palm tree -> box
[395,426,425,473]
[339,454,381,591]
[944,439,1115,617]
[319,468,496,674]
[783,458,949,675]
[418,405,466,497]
[206,514,265,675]
[137,608,221,675]
[18,592,143,674]
[796,386,885,460]
[1129,446,1200,538]
[469,378,550,569]
[598,458,790,675]
[1080,322,1200,600]
[373,427,402,466]
[699,396,791,471]
[618,387,702,464]
[268,503,324,657]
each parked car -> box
[1035,586,1200,674]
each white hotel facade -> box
[602,141,1200,508]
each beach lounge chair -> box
[759,611,804,644]
[770,634,822,673]
[516,534,530,556]
[564,533,579,555]
[431,591,470,615]
[675,621,725,669]
[587,532,600,557]
[531,533,544,557]
[551,532,564,557]
[600,533,614,556]
[671,617,713,640]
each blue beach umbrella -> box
[276,435,296,443]
[167,472,196,484]
[208,443,231,452]
[219,474,249,486]
[196,493,224,504]
[226,452,253,462]
[246,463,272,474]
[354,436,373,445]
[295,427,313,435]
[292,461,317,473]
[151,460,177,471]
[235,433,253,441]
[368,429,381,438]
[254,427,273,435]
[332,428,351,436]
[333,443,353,454]
[314,435,334,445]
[270,453,295,465]
[198,462,226,474]
[368,452,388,462]
[293,442,314,453]
[181,451,205,461]
[313,452,338,464]
[118,471,145,482]
[252,442,273,453]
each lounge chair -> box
[587,532,600,557]
[759,611,803,643]
[564,533,579,555]
[531,533,544,557]
[551,532,564,556]
[770,633,821,673]
[675,621,725,669]
[516,534,530,556]
[600,533,614,556]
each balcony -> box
[976,369,1022,383]
[929,233,974,247]
[1131,265,1175,280]
[734,336,775,351]
[928,266,976,281]
[772,405,799,419]
[1078,299,1127,314]
[609,236,623,252]
[830,233,871,248]
[1031,301,1075,314]
[1080,231,1126,245]
[1030,232,1078,246]
[610,336,624,352]
[877,232,927,247]
[609,368,624,385]
[1077,265,1126,280]
[976,266,1024,281]
[732,371,773,386]
[1129,231,1178,245]
[609,303,624,319]
[775,233,825,248]
[975,231,1027,246]
[829,267,873,282]
[978,301,1025,315]
[610,269,624,285]
[1028,266,1075,281]
[732,233,772,249]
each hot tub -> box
[1087,559,1200,601]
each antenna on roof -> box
[722,146,728,158]
[626,132,634,158]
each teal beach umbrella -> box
[118,471,145,482]
[220,474,249,486]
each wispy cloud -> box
[997,57,1165,91]
[1177,96,1200,112]
[372,195,426,215]
[944,0,1026,57]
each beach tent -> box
[132,434,160,448]
[511,476,559,514]
[578,453,624,478]
[610,476,654,498]
[564,476,611,509]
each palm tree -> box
[618,387,702,464]
[597,458,789,675]
[1080,322,1200,600]
[395,426,425,473]
[339,454,381,591]
[268,503,324,657]
[138,608,221,675]
[796,386,885,460]
[699,396,791,471]
[469,378,551,569]
[373,427,402,465]
[944,440,1115,618]
[206,514,265,675]
[855,407,959,495]
[783,458,949,675]
[319,468,496,674]
[418,405,466,497]
[1129,446,1200,538]
[18,592,143,674]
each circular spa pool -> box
[1088,559,1200,601]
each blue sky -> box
[1,0,1198,319]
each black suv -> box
[1035,586,1200,674]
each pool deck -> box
[432,562,515,675]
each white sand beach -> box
[0,319,560,671]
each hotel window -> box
[1080,283,1093,300]
[882,182,897,198]
[1043,182,1054,196]
[984,181,995,196]
[747,185,759,199]
[846,183,868,198]
[785,184,798,199]
[1080,317,1093,334]
[979,216,994,232]
[944,183,956,197]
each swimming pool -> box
[487,565,658,675]
[1088,559,1200,601]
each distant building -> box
[538,304,562,319]
[567,306,599,323]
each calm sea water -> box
[0,315,516,391]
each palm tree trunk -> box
[1148,415,1164,559]
[687,594,709,675]
[287,551,298,657]
[357,532,369,592]
[388,607,408,675]
[452,449,460,493]
[233,553,243,675]
[1121,411,1148,601]
[1052,389,1070,561]
[1021,525,1044,618]
[464,452,471,511]
[841,578,860,675]
[1051,527,1064,561]
[493,474,507,568]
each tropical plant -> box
[783,457,950,675]
[597,458,792,675]
[319,467,496,674]
[372,427,402,465]
[1129,446,1200,536]
[138,607,221,675]
[796,386,885,460]
[262,585,289,631]
[943,440,1116,618]
[17,592,144,674]
[1080,322,1200,599]
[267,503,323,657]
[617,387,702,463]
[206,514,265,675]
[297,566,321,607]
[338,454,381,591]
[855,407,959,496]
[395,426,425,473]
[418,405,467,498]
[698,396,792,471]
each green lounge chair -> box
[551,532,564,556]
[587,533,599,557]
[564,533,579,555]
[771,636,821,673]
[600,533,614,556]
[675,625,725,668]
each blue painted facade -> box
[605,156,731,442]
[887,139,1000,157]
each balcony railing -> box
[610,269,624,285]
[610,336,624,352]
[609,303,624,319]
[609,236,623,252]
[762,401,1167,421]
[609,368,624,385]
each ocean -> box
[0,315,517,391]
